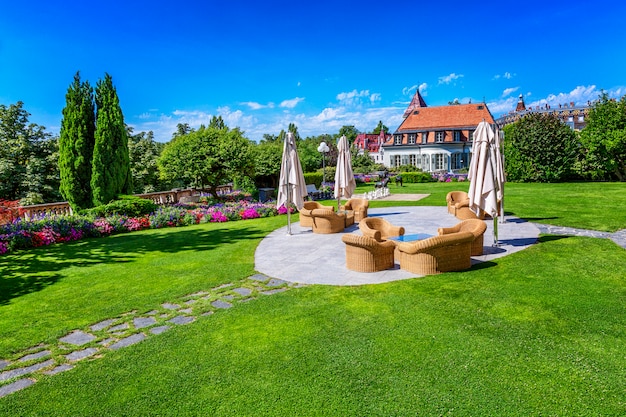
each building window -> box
[409,154,417,167]
[468,130,474,141]
[451,153,464,170]
[578,115,584,122]
[435,154,448,171]
[408,133,416,144]
[568,116,574,122]
[454,131,461,142]
[392,155,401,167]
[422,132,428,143]
[422,154,430,171]
[435,131,444,143]
[394,135,402,145]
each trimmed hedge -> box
[394,172,436,183]
[80,196,158,218]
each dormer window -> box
[408,134,416,144]
[435,131,444,143]
[422,132,428,143]
[454,131,461,142]
[394,134,402,145]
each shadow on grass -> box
[0,224,265,305]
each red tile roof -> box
[397,103,494,132]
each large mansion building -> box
[380,90,494,172]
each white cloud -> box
[370,93,381,103]
[502,87,519,97]
[279,97,305,109]
[504,72,513,79]
[438,73,464,85]
[529,85,601,109]
[241,101,275,110]
[493,71,515,80]
[336,89,383,107]
[402,83,428,96]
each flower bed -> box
[0,198,293,255]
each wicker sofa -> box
[359,217,405,242]
[341,234,396,272]
[340,198,369,222]
[299,201,334,227]
[454,200,486,220]
[395,231,474,275]
[438,219,487,256]
[309,209,346,234]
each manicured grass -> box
[1,236,625,415]
[0,216,286,357]
[351,181,626,232]
[2,182,626,414]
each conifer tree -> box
[91,73,132,205]
[59,72,95,210]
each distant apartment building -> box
[495,94,592,130]
[380,89,495,172]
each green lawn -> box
[1,182,626,415]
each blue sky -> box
[1,0,625,143]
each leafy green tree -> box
[339,125,359,142]
[173,123,192,139]
[579,93,626,181]
[372,120,389,134]
[209,115,226,130]
[503,112,579,182]
[22,136,61,205]
[59,72,96,210]
[251,141,282,187]
[0,102,56,203]
[158,124,253,197]
[91,73,132,205]
[128,129,166,193]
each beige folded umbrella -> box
[334,135,356,211]
[277,132,308,235]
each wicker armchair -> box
[395,231,474,275]
[341,234,396,272]
[438,219,487,256]
[359,217,405,242]
[446,191,469,215]
[299,201,334,227]
[310,209,346,234]
[341,198,369,222]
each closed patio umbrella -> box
[468,121,503,244]
[277,132,308,235]
[334,135,356,211]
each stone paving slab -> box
[0,378,35,398]
[211,300,232,309]
[59,331,96,346]
[90,319,116,332]
[110,334,146,350]
[110,323,130,332]
[65,348,98,362]
[133,317,157,329]
[0,359,55,382]
[44,364,73,376]
[162,303,180,310]
[168,316,195,325]
[0,360,8,370]
[150,325,170,335]
[233,287,252,296]
[19,350,51,362]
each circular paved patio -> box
[255,206,541,286]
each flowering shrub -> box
[354,174,380,184]
[432,172,467,182]
[0,197,285,256]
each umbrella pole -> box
[285,135,292,235]
[493,216,499,246]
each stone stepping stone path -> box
[0,274,300,399]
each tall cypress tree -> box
[91,73,132,205]
[59,72,95,210]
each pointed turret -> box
[515,94,526,112]
[403,88,427,118]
